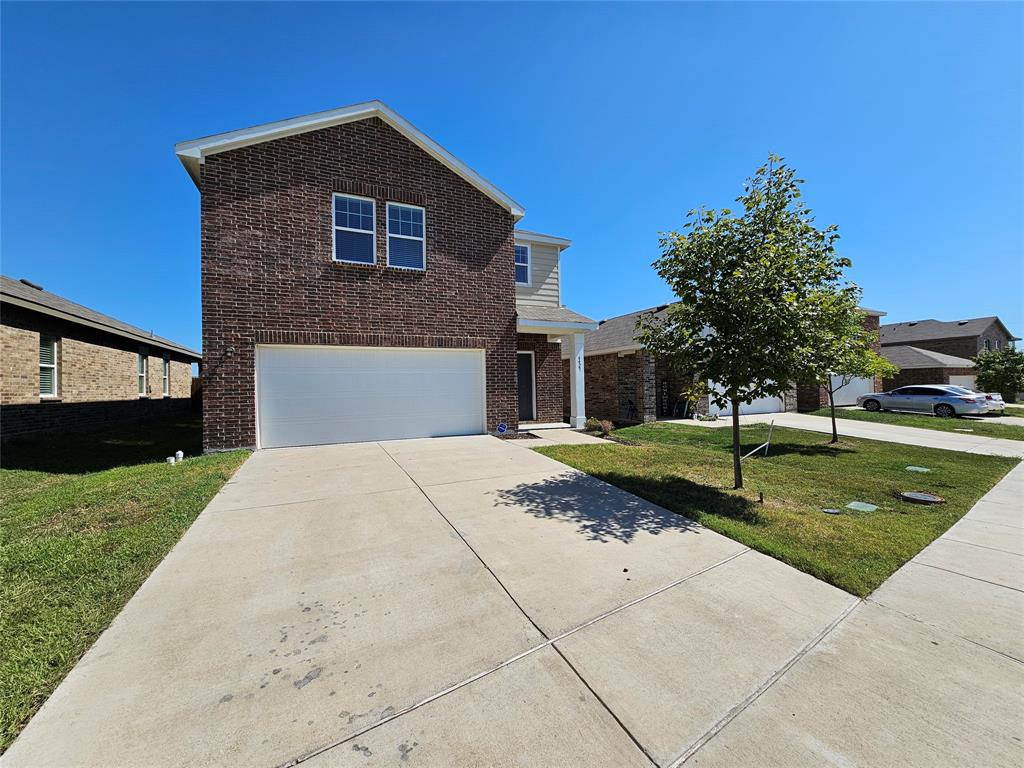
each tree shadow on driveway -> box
[494,470,756,544]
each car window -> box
[918,387,947,396]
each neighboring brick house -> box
[1,275,200,440]
[565,304,886,422]
[879,346,977,390]
[175,101,596,451]
[880,316,1019,358]
[794,307,887,411]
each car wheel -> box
[863,399,881,412]
[935,404,956,418]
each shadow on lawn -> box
[1,419,203,474]
[728,438,857,460]
[495,469,756,544]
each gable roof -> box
[1,275,201,359]
[881,345,974,370]
[579,303,885,357]
[175,100,525,220]
[880,316,1020,345]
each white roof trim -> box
[175,100,526,220]
[514,229,572,249]
[517,318,599,334]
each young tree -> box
[973,347,1024,402]
[638,155,851,489]
[800,289,899,442]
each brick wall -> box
[562,350,656,424]
[883,366,975,390]
[1,304,195,440]
[517,334,563,423]
[797,313,884,411]
[200,117,517,451]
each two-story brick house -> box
[176,101,596,451]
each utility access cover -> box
[900,491,945,505]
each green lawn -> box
[809,406,1024,441]
[1005,404,1024,418]
[0,418,248,752]
[535,422,1017,598]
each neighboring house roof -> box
[175,100,526,220]
[881,345,974,370]
[579,304,671,356]
[880,316,1020,345]
[577,302,888,358]
[0,275,201,360]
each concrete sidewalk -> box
[688,460,1024,767]
[666,411,1024,458]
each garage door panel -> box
[257,346,485,448]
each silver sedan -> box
[856,385,989,417]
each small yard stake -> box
[741,420,775,461]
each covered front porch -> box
[517,305,597,430]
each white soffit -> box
[175,100,525,220]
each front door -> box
[517,352,536,421]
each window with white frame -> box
[386,202,425,270]
[514,244,530,285]
[333,194,375,264]
[138,352,148,396]
[39,335,57,397]
[162,356,170,396]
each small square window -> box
[333,194,376,264]
[514,244,530,285]
[386,203,426,270]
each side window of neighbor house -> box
[39,335,58,397]
[162,356,170,396]
[514,244,530,285]
[386,202,426,270]
[333,194,376,265]
[138,352,148,395]
[984,339,992,351]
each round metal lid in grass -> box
[899,491,945,504]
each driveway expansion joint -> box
[669,597,862,767]
[913,561,1024,594]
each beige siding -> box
[515,242,560,307]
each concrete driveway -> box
[7,436,1021,767]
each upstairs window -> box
[386,203,425,270]
[138,352,148,396]
[39,335,57,397]
[514,244,530,285]
[333,194,376,265]
[162,356,170,396]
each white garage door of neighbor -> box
[256,346,486,448]
[831,375,876,406]
[949,374,977,390]
[710,383,785,417]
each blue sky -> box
[3,2,1021,353]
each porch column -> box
[567,332,586,429]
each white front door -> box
[256,345,486,448]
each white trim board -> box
[176,100,525,220]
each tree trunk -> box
[731,397,743,489]
[828,386,838,444]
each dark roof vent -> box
[957,320,968,325]
[19,278,43,291]
[655,304,669,312]
[598,319,607,326]
[908,322,918,326]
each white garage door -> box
[831,375,876,406]
[709,382,785,417]
[256,346,486,448]
[949,374,977,390]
